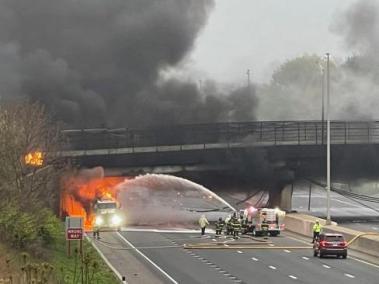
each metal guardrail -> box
[62,121,379,151]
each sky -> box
[182,0,358,85]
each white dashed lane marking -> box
[251,257,259,261]
[284,249,291,253]
[288,275,298,280]
[344,273,355,279]
[237,250,243,254]
[322,265,331,269]
[268,244,275,247]
[302,256,309,260]
[268,265,277,270]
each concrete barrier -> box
[285,213,379,258]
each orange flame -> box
[61,176,124,230]
[24,151,44,166]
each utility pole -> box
[326,52,331,225]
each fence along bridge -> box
[61,121,379,157]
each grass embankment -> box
[0,230,118,284]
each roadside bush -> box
[0,202,37,248]
[0,202,60,249]
[36,209,61,246]
[12,212,37,249]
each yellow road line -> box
[347,232,379,246]
[183,245,311,250]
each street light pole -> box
[326,52,331,225]
[247,69,251,88]
[321,67,325,144]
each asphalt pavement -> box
[91,229,379,284]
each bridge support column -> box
[269,184,293,211]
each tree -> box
[0,101,64,247]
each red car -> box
[313,233,348,258]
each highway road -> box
[90,228,379,284]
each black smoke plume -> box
[0,0,256,128]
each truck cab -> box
[94,199,123,231]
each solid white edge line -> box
[116,232,178,284]
[348,256,379,269]
[85,235,125,284]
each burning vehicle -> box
[60,170,124,231]
[93,195,124,231]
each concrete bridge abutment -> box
[268,184,293,211]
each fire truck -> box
[93,198,123,231]
[241,207,285,237]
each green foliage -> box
[0,202,37,248]
[0,202,61,249]
[53,235,118,284]
[36,209,61,246]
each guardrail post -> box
[304,126,307,142]
[315,123,318,145]
[368,122,370,144]
[297,122,300,145]
[274,126,277,145]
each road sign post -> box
[65,217,84,257]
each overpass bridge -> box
[61,120,379,209]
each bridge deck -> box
[62,121,379,155]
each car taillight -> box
[319,241,326,247]
[340,241,347,247]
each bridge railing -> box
[62,121,379,151]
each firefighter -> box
[225,215,233,235]
[199,215,209,236]
[240,215,248,234]
[261,217,269,237]
[231,214,241,239]
[312,221,322,243]
[215,217,225,236]
[93,226,100,240]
